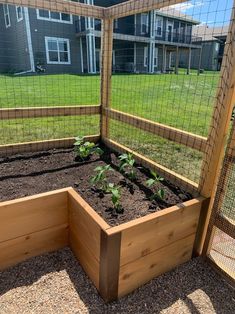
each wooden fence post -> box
[100,18,114,140]
[195,6,235,255]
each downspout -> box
[24,7,35,72]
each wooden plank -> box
[68,189,109,290]
[99,230,121,302]
[69,227,100,289]
[0,134,100,157]
[202,123,235,255]
[107,0,186,19]
[215,214,235,240]
[0,0,104,19]
[0,105,101,120]
[197,7,235,254]
[104,138,199,195]
[106,108,207,152]
[0,224,68,271]
[100,18,114,139]
[108,198,203,268]
[118,234,195,298]
[0,189,68,243]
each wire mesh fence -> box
[206,117,235,281]
[0,3,234,200]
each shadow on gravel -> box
[0,247,234,313]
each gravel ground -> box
[0,248,234,314]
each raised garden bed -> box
[0,145,206,302]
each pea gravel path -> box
[0,248,234,314]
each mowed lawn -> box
[0,70,220,182]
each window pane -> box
[59,52,69,62]
[39,9,49,18]
[6,16,10,25]
[51,12,60,20]
[58,41,68,52]
[49,51,59,62]
[48,40,58,51]
[61,13,70,21]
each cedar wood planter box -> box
[0,187,206,302]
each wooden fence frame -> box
[0,0,235,258]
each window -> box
[179,22,186,43]
[16,6,23,22]
[215,42,220,52]
[185,24,192,43]
[37,9,72,24]
[113,50,116,66]
[141,13,149,34]
[154,47,158,67]
[144,46,148,67]
[45,37,71,64]
[155,16,163,36]
[114,19,118,30]
[3,4,11,28]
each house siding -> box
[28,8,82,74]
[0,4,30,73]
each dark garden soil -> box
[0,145,192,226]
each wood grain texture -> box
[99,230,121,302]
[105,108,207,152]
[116,198,203,267]
[100,19,114,139]
[0,224,68,271]
[197,7,235,255]
[118,234,195,297]
[103,138,199,195]
[68,189,109,289]
[0,135,100,157]
[0,105,101,120]
[0,0,104,19]
[0,189,68,243]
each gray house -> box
[179,25,228,71]
[0,1,202,75]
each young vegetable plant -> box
[118,153,136,180]
[90,165,113,192]
[146,170,165,201]
[107,183,123,214]
[74,136,103,160]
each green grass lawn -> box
[0,70,220,182]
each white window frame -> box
[16,6,23,22]
[36,9,72,24]
[112,50,116,66]
[155,15,163,37]
[45,37,71,65]
[154,47,158,67]
[141,13,149,34]
[144,46,148,67]
[3,4,11,28]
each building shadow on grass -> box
[0,247,234,313]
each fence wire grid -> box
[207,118,235,281]
[0,1,234,187]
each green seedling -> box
[146,170,165,201]
[90,165,112,192]
[107,183,123,213]
[74,136,103,160]
[118,153,136,180]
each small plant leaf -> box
[146,178,155,187]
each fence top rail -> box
[0,0,105,19]
[106,0,187,19]
[0,0,188,20]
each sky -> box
[170,0,233,26]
